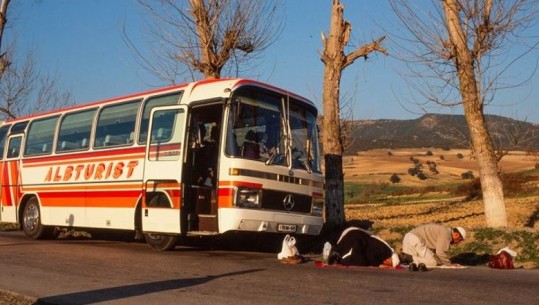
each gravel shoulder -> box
[0,290,36,305]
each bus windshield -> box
[226,86,321,173]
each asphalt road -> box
[0,231,537,305]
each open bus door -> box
[1,135,23,223]
[142,105,188,250]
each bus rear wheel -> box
[22,198,48,239]
[144,233,178,251]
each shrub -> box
[428,162,439,174]
[426,150,433,156]
[387,151,393,156]
[417,172,428,180]
[455,178,482,200]
[457,153,464,159]
[390,173,401,184]
[461,170,474,179]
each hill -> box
[344,114,539,154]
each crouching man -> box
[402,223,466,271]
[328,227,400,268]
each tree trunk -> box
[320,0,387,228]
[321,0,348,228]
[443,0,507,227]
[0,0,11,77]
[322,64,345,227]
[466,110,507,227]
[188,0,220,79]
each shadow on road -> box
[174,231,327,255]
[34,269,264,305]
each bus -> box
[0,78,324,250]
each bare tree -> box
[320,0,387,227]
[0,0,11,84]
[489,116,539,161]
[390,0,539,227]
[0,52,73,120]
[125,0,283,82]
[0,0,73,120]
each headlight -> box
[311,197,324,216]
[235,187,262,208]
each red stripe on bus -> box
[1,162,13,206]
[22,147,146,165]
[39,190,141,199]
[218,188,234,196]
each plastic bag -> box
[277,234,299,259]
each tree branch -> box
[343,36,387,69]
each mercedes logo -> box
[283,194,295,211]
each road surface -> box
[0,231,537,305]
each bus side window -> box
[94,100,140,148]
[0,125,11,159]
[56,109,96,152]
[138,92,182,145]
[25,116,59,156]
[7,137,22,159]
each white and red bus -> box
[0,78,324,250]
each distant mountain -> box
[343,114,539,153]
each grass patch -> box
[344,181,467,204]
[502,169,539,198]
[464,227,539,266]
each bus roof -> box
[2,78,315,124]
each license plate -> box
[277,224,297,233]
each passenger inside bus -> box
[197,125,219,186]
[259,131,278,159]
[241,130,260,159]
[190,118,220,187]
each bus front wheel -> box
[22,198,47,239]
[144,233,178,251]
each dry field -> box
[341,149,539,268]
[344,148,538,187]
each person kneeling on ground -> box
[401,223,465,271]
[327,227,400,268]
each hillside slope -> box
[343,114,539,153]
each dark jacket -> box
[329,227,393,267]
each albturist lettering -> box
[44,160,139,182]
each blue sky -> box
[8,0,539,123]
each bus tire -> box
[22,197,47,240]
[144,233,178,251]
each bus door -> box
[0,135,23,223]
[142,106,187,234]
[184,104,223,234]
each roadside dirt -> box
[0,290,35,305]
